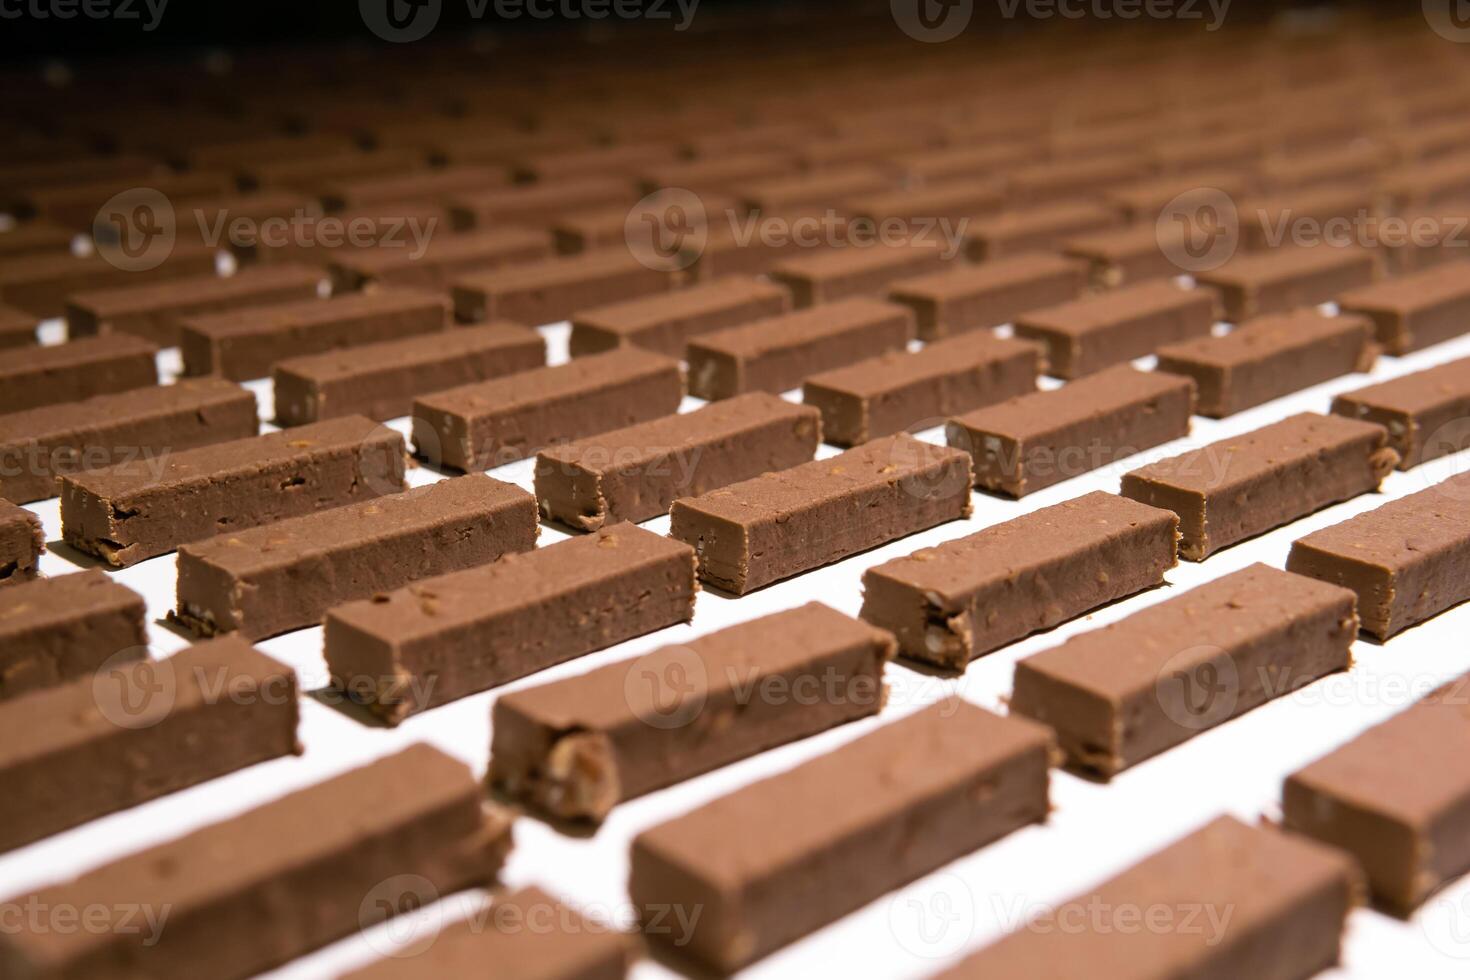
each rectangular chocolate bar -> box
[328,227,551,292]
[670,434,971,594]
[180,289,450,382]
[273,323,543,426]
[887,253,1087,341]
[0,636,300,853]
[325,524,696,724]
[1013,563,1356,777]
[1287,472,1470,638]
[862,491,1178,668]
[0,500,43,589]
[629,701,1052,973]
[176,475,537,640]
[0,378,257,504]
[1156,309,1377,418]
[845,179,1006,223]
[1284,673,1470,911]
[735,165,891,212]
[1331,356,1470,468]
[948,365,1193,497]
[804,332,1039,446]
[0,332,158,415]
[535,393,818,531]
[61,416,406,568]
[568,276,790,358]
[768,241,951,308]
[1124,412,1398,561]
[1195,245,1379,322]
[1012,280,1216,379]
[65,265,327,347]
[1062,222,1193,287]
[1008,153,1147,204]
[0,305,36,348]
[0,247,220,319]
[687,298,913,400]
[448,176,629,230]
[318,165,510,211]
[491,602,894,821]
[412,348,683,471]
[937,817,1357,980]
[0,744,512,980]
[341,886,635,980]
[1336,259,1470,355]
[963,202,1122,261]
[452,250,676,327]
[0,221,76,261]
[0,569,145,701]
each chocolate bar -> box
[0,305,36,348]
[1331,356,1470,468]
[1123,412,1398,561]
[1194,245,1379,322]
[0,569,145,700]
[61,415,406,568]
[0,744,512,980]
[629,701,1052,972]
[274,323,543,426]
[245,149,425,194]
[1284,673,1470,911]
[568,277,790,358]
[670,434,971,594]
[0,378,257,504]
[328,227,551,292]
[804,332,1038,446]
[448,177,629,230]
[341,886,635,980]
[536,393,819,530]
[318,165,511,211]
[412,348,683,471]
[239,202,447,267]
[887,253,1087,341]
[491,602,894,821]
[176,475,536,640]
[1336,259,1470,354]
[552,194,740,256]
[0,636,300,853]
[66,265,327,347]
[845,179,1006,224]
[1013,563,1356,777]
[862,491,1178,667]
[1234,186,1377,251]
[735,166,891,212]
[768,240,951,307]
[638,152,797,196]
[325,524,696,724]
[515,143,677,183]
[1012,280,1216,379]
[1155,309,1377,418]
[453,250,676,327]
[1009,153,1147,203]
[0,221,78,261]
[0,499,43,588]
[1062,222,1192,286]
[1287,472,1470,638]
[937,816,1357,979]
[0,247,219,319]
[181,289,450,382]
[0,332,157,415]
[948,365,1193,497]
[687,298,913,400]
[963,202,1121,261]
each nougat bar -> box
[1195,245,1378,322]
[1287,472,1470,638]
[448,176,630,230]
[0,744,512,980]
[1013,564,1356,777]
[328,227,551,292]
[325,524,696,724]
[862,491,1178,668]
[412,349,683,471]
[0,305,37,348]
[0,246,219,319]
[886,253,1087,340]
[535,393,819,531]
[804,332,1039,447]
[0,570,145,701]
[568,277,790,358]
[273,323,544,426]
[1123,412,1398,561]
[452,250,676,327]
[0,637,301,853]
[937,817,1357,980]
[1062,221,1193,287]
[629,702,1053,973]
[1336,259,1470,354]
[1012,279,1216,379]
[948,365,1194,497]
[61,416,406,567]
[669,434,971,594]
[1156,309,1377,418]
[686,298,913,400]
[1331,356,1470,468]
[0,333,157,415]
[1284,673,1470,911]
[490,602,894,821]
[768,240,951,308]
[180,289,449,381]
[963,202,1121,262]
[0,500,43,588]
[0,378,257,503]
[176,475,537,640]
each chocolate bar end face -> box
[0,499,44,587]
